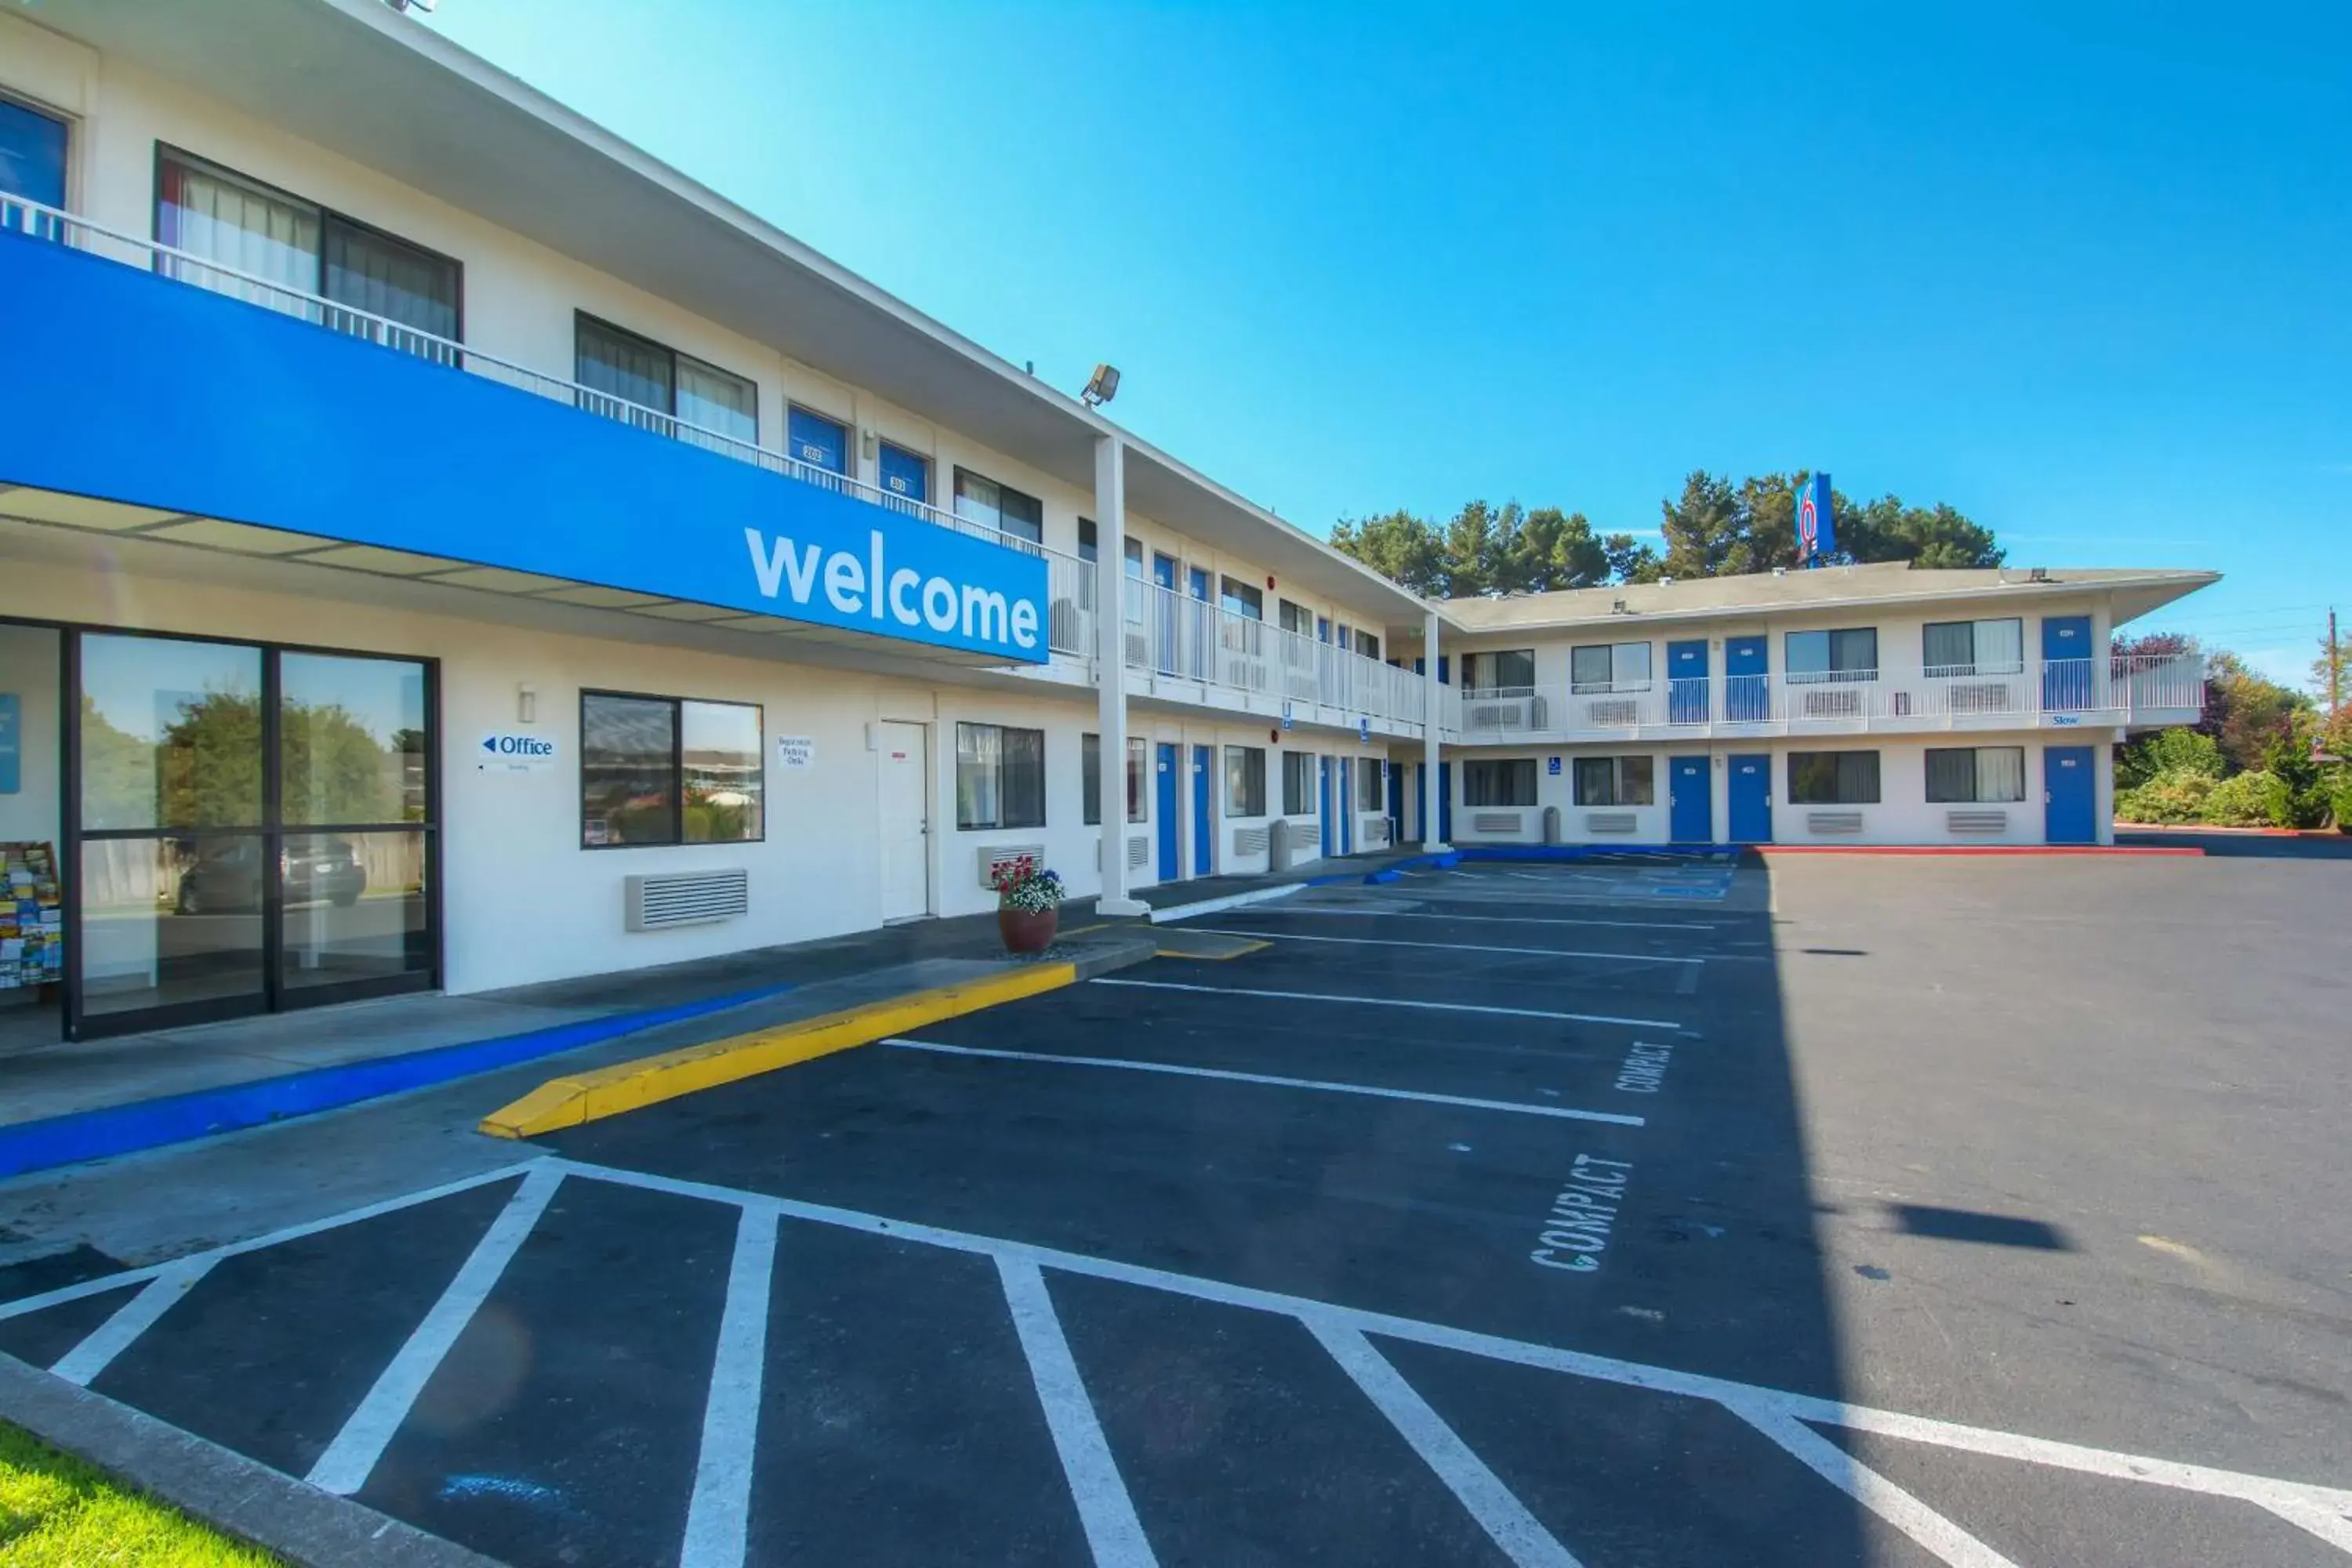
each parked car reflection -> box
[173,837,366,915]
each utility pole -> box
[2331,608,2341,725]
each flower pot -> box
[998,905,1058,954]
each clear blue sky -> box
[428,1,2347,691]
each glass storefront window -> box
[280,830,429,992]
[78,834,266,1021]
[279,652,427,826]
[78,635,263,830]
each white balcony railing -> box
[1439,653,2204,740]
[1116,579,1425,727]
[1,194,1035,559]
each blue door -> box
[1670,757,1711,843]
[787,406,848,476]
[877,441,928,504]
[2044,745,2096,844]
[1416,763,1428,843]
[1191,745,1214,875]
[1155,743,1179,877]
[1439,760,1453,842]
[1388,762,1405,844]
[1668,641,1710,724]
[2041,616,2092,710]
[1727,753,1773,843]
[1726,636,1768,721]
[1318,757,1334,856]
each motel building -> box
[0,0,2215,1045]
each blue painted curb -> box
[0,982,797,1182]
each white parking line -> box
[307,1163,567,1496]
[680,1205,779,1568]
[49,1255,216,1387]
[545,1157,2352,1543]
[998,1258,1159,1568]
[1181,926,1700,965]
[1306,1316,1584,1567]
[1729,1401,2020,1568]
[1090,978,1685,1032]
[1263,906,1719,933]
[883,1039,1646,1127]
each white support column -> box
[1422,608,1450,851]
[1094,434,1149,916]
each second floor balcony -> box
[1446,652,2205,742]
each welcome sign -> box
[0,233,1051,664]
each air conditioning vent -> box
[978,843,1045,889]
[1806,810,1865,834]
[1802,688,1862,718]
[1947,809,2008,834]
[625,869,749,931]
[1472,811,1523,834]
[1127,835,1149,868]
[1361,816,1391,847]
[1588,699,1640,727]
[1467,702,1522,731]
[1232,825,1270,856]
[1586,811,1638,834]
[1948,682,2013,713]
[1123,630,1149,667]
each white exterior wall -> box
[0,22,1405,652]
[1438,735,2119,848]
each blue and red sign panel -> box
[1795,471,1835,563]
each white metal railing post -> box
[1092,435,1148,916]
[1422,609,1448,850]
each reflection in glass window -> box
[581,693,677,846]
[1225,746,1266,816]
[953,469,1044,545]
[1789,750,1882,804]
[683,700,765,842]
[279,653,426,826]
[322,215,459,346]
[679,359,759,445]
[1465,759,1539,807]
[78,634,263,830]
[0,96,69,210]
[1281,751,1314,816]
[1785,628,1879,684]
[1926,746,2027,804]
[1573,755,1655,807]
[956,723,1045,830]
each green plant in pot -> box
[993,863,1064,954]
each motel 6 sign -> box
[1796,472,1835,563]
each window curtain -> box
[322,216,457,343]
[1973,619,2024,674]
[1574,756,1617,806]
[680,361,759,446]
[1925,748,1978,802]
[1570,646,1614,691]
[576,318,673,420]
[1976,746,2026,801]
[956,723,1000,829]
[1002,728,1046,829]
[1923,622,1975,673]
[158,156,319,310]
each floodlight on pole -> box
[1080,363,1121,408]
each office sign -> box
[1358,717,1370,743]
[1796,472,1835,563]
[478,731,557,771]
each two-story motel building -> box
[0,0,2214,1042]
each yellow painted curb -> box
[1154,937,1269,960]
[480,961,1079,1138]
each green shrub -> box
[2201,770,2288,827]
[2117,728,2224,790]
[2115,768,2217,824]
[2261,737,2335,829]
[2329,771,2352,834]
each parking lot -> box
[2,850,2349,1566]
